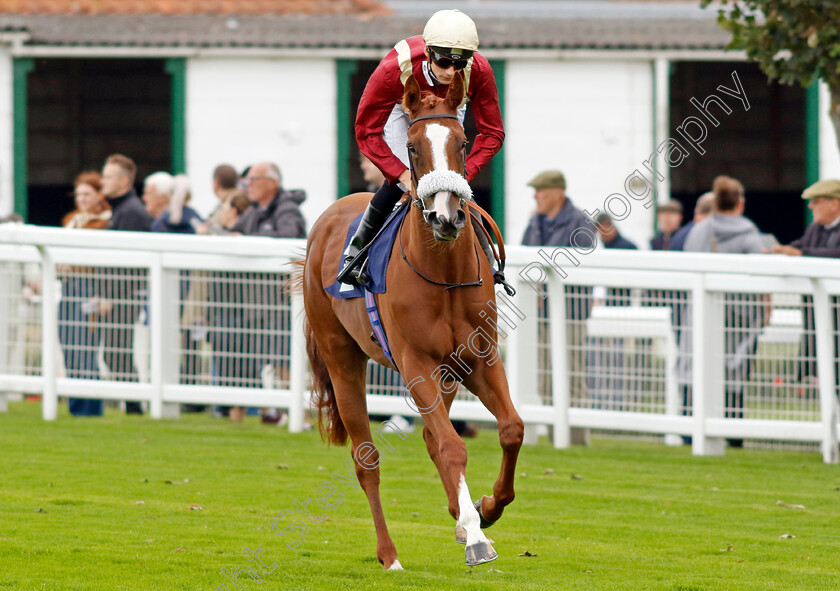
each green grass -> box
[2,401,840,591]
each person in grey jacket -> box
[684,175,764,446]
[683,177,763,254]
[233,162,306,239]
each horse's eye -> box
[407,144,416,154]
[461,142,468,151]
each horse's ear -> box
[403,75,422,115]
[444,72,465,112]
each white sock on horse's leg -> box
[457,474,488,547]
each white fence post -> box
[288,290,307,433]
[812,279,839,464]
[149,254,164,419]
[37,246,58,421]
[692,275,724,455]
[548,274,570,448]
[505,271,540,444]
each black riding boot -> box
[337,201,389,285]
[337,180,406,285]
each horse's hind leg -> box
[322,342,401,570]
[463,362,524,527]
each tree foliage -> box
[702,0,840,151]
[702,0,840,93]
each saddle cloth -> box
[324,202,409,300]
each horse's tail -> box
[303,287,348,447]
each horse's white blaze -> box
[425,124,456,223]
[425,123,451,172]
[433,190,455,222]
[457,474,488,547]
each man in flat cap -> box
[521,169,594,248]
[650,199,683,250]
[773,179,840,401]
[522,170,594,432]
[773,179,840,258]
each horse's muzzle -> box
[428,209,467,241]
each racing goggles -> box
[429,48,472,71]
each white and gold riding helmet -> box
[423,9,479,60]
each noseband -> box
[406,113,468,216]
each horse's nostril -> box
[427,211,439,226]
[456,210,466,226]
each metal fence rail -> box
[1,224,839,463]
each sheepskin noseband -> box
[416,169,473,202]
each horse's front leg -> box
[402,360,498,565]
[463,360,524,527]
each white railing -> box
[1,223,839,463]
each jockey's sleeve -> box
[355,64,409,183]
[465,60,505,182]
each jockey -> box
[337,9,505,285]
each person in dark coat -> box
[522,169,594,417]
[211,162,306,423]
[774,179,840,258]
[650,200,683,250]
[773,179,840,389]
[100,154,152,414]
[594,212,637,250]
[233,162,306,239]
[521,169,594,248]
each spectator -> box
[594,212,637,250]
[196,164,241,235]
[684,176,765,446]
[233,162,306,238]
[650,200,683,250]
[360,154,386,192]
[219,191,250,230]
[58,171,111,416]
[670,192,715,252]
[522,170,594,432]
[103,154,153,232]
[684,177,763,254]
[772,179,840,390]
[208,162,306,424]
[522,170,594,248]
[144,173,203,234]
[773,179,840,258]
[101,154,151,414]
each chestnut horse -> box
[302,73,523,569]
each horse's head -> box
[403,73,471,242]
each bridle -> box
[400,112,481,290]
[406,113,467,216]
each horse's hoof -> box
[465,541,498,566]
[474,498,497,529]
[455,523,467,545]
[386,559,404,571]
